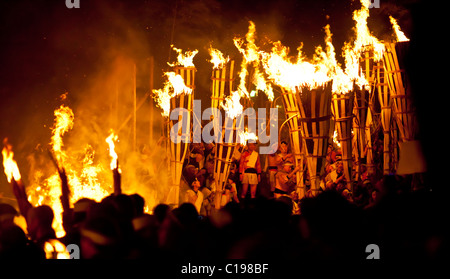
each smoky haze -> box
[0,0,412,205]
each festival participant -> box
[239,142,261,199]
[326,144,338,169]
[267,143,280,196]
[220,177,240,207]
[185,180,204,214]
[274,162,301,198]
[277,141,294,169]
[324,161,346,189]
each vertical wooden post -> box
[332,92,354,190]
[133,63,137,152]
[115,81,119,131]
[149,57,154,145]
[296,82,333,196]
[280,88,304,199]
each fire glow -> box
[209,46,230,69]
[2,139,21,183]
[0,0,413,239]
[105,130,120,172]
[27,103,111,238]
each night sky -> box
[0,0,421,196]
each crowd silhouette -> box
[0,141,447,261]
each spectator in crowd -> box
[324,161,346,189]
[239,142,261,200]
[221,177,239,207]
[185,180,204,214]
[1,144,446,261]
[274,162,301,199]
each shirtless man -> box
[239,142,261,199]
[277,141,294,169]
[275,162,301,199]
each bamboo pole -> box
[375,61,393,174]
[133,64,137,152]
[211,60,234,133]
[359,47,377,175]
[331,91,354,190]
[383,41,416,143]
[353,86,371,178]
[149,57,154,145]
[210,60,239,209]
[165,66,196,207]
[214,114,242,209]
[295,82,333,196]
[280,88,305,199]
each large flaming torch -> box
[214,91,244,209]
[261,23,336,196]
[375,60,393,174]
[383,25,415,143]
[209,47,234,142]
[208,47,240,209]
[2,138,21,184]
[331,72,355,189]
[209,47,233,110]
[278,87,305,198]
[296,83,333,195]
[154,46,197,207]
[106,130,121,195]
[2,138,31,224]
[345,0,386,177]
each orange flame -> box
[332,130,341,148]
[2,139,21,183]
[27,105,110,238]
[221,90,243,119]
[351,0,385,61]
[208,46,229,69]
[105,130,120,172]
[234,21,274,101]
[153,72,192,117]
[331,0,385,94]
[238,131,258,145]
[168,45,198,67]
[389,15,409,42]
[50,105,74,166]
[261,25,334,92]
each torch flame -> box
[332,130,341,149]
[50,105,74,166]
[2,139,21,183]
[260,26,334,92]
[389,15,409,42]
[221,90,243,119]
[153,72,192,117]
[26,105,110,238]
[351,0,385,61]
[234,21,274,101]
[105,130,120,172]
[331,0,385,94]
[168,46,198,67]
[238,131,258,145]
[208,46,229,69]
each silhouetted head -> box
[26,205,55,242]
[130,193,145,217]
[0,203,18,228]
[153,203,170,224]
